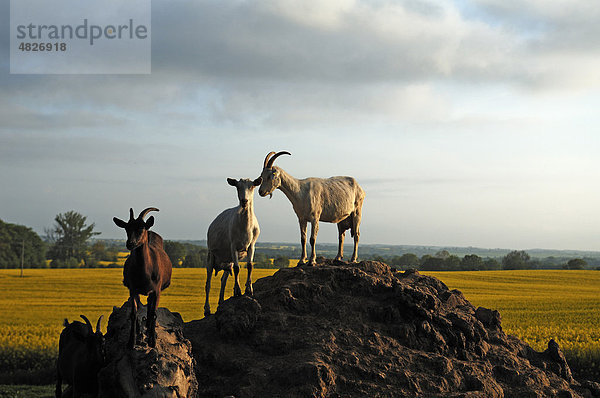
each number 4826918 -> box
[18,42,67,51]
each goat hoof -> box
[204,309,211,317]
[245,289,254,297]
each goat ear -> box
[253,177,262,186]
[227,178,237,186]
[145,216,155,229]
[113,217,127,228]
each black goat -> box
[55,315,104,398]
[113,207,172,348]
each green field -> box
[1,267,599,388]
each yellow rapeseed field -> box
[1,267,599,381]
[425,269,600,378]
[0,267,277,381]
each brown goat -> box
[55,315,105,398]
[113,207,172,349]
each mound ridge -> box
[184,260,600,397]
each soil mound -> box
[184,260,600,397]
[98,303,198,397]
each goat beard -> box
[269,193,273,199]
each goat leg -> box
[146,292,158,348]
[232,263,242,297]
[128,294,138,349]
[204,265,213,317]
[350,211,361,263]
[308,219,319,266]
[335,221,346,261]
[245,243,255,296]
[298,220,308,265]
[231,244,242,297]
[218,266,231,306]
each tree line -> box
[0,211,597,271]
[367,249,593,271]
[162,241,290,269]
[0,211,293,269]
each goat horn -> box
[266,151,291,168]
[263,151,276,168]
[80,315,93,334]
[129,208,135,221]
[96,315,104,333]
[138,207,159,220]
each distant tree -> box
[392,253,420,269]
[183,251,205,267]
[50,257,80,268]
[90,241,117,262]
[420,256,445,271]
[273,256,289,268]
[164,241,186,267]
[483,258,501,270]
[564,258,587,270]
[461,254,484,270]
[445,255,461,270]
[435,250,450,259]
[0,219,47,268]
[46,211,100,265]
[253,252,272,268]
[420,254,432,265]
[502,250,531,270]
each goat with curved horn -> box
[265,151,291,169]
[138,207,159,220]
[258,150,365,265]
[263,151,276,168]
[56,315,105,397]
[113,207,172,348]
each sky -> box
[1,0,600,250]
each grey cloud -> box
[150,1,521,84]
[1,0,598,135]
[0,99,127,130]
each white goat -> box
[258,151,365,266]
[205,177,262,316]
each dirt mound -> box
[98,303,198,398]
[184,260,600,397]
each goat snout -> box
[126,240,140,250]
